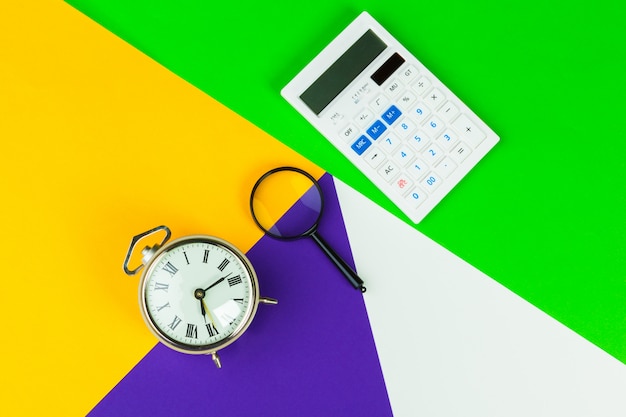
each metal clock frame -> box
[124,226,276,368]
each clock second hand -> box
[201,298,217,328]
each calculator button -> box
[412,103,431,124]
[408,158,428,180]
[425,88,445,110]
[370,94,389,112]
[450,142,471,163]
[423,115,444,137]
[435,157,457,178]
[400,65,419,83]
[365,150,386,169]
[380,133,401,153]
[385,79,403,97]
[422,143,444,164]
[351,135,372,156]
[438,101,459,122]
[397,90,417,110]
[412,76,432,96]
[406,186,427,208]
[408,130,429,152]
[452,114,486,147]
[392,175,414,195]
[421,172,442,191]
[355,108,375,127]
[436,130,459,150]
[382,105,402,125]
[339,124,359,143]
[393,145,415,167]
[378,161,400,182]
[394,118,415,138]
[367,120,387,140]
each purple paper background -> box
[88,173,392,416]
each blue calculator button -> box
[367,120,387,140]
[351,135,372,155]
[382,105,402,125]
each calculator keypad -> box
[282,13,499,223]
[342,62,487,205]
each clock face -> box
[140,236,258,353]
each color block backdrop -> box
[63,0,626,365]
[0,2,321,415]
[1,0,625,416]
[86,174,393,417]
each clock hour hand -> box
[194,288,217,326]
[204,272,232,292]
[199,298,207,322]
[194,288,210,324]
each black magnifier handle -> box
[309,232,366,292]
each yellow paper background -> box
[0,1,322,415]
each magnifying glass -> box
[250,167,366,293]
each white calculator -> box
[282,12,499,223]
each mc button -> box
[351,135,372,156]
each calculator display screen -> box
[299,30,387,115]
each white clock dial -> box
[140,237,258,353]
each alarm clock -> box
[123,226,277,368]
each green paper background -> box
[66,0,625,363]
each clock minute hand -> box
[204,272,232,292]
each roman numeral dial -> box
[162,262,178,276]
[168,315,182,330]
[206,322,219,337]
[228,275,242,286]
[142,238,256,351]
[186,323,198,339]
[217,258,230,271]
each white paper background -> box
[335,177,626,417]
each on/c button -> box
[351,135,372,156]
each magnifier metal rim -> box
[249,166,324,240]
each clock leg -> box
[211,351,222,369]
[259,296,278,305]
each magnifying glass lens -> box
[251,168,323,239]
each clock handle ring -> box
[122,225,172,276]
